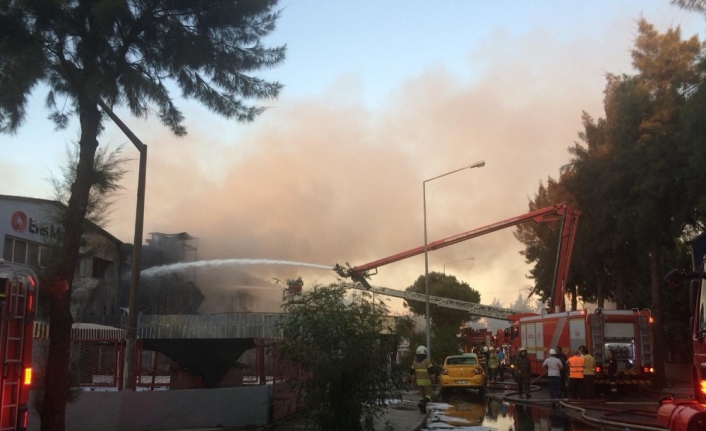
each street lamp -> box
[98,100,147,391]
[423,160,485,360]
[443,256,475,275]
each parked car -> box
[439,353,487,395]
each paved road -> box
[165,379,691,430]
[421,378,692,430]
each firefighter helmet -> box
[519,346,527,352]
[416,346,428,355]
[483,346,489,352]
[549,348,556,355]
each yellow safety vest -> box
[412,359,433,386]
[488,355,499,369]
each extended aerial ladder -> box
[341,282,519,320]
[334,202,580,313]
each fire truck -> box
[509,308,654,386]
[335,202,656,388]
[461,327,494,353]
[0,260,37,431]
[657,233,706,431]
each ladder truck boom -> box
[341,282,520,320]
[334,202,579,313]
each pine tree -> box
[0,2,285,429]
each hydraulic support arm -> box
[334,202,580,313]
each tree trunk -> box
[615,266,625,309]
[40,100,100,431]
[648,241,667,389]
[596,268,605,309]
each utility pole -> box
[98,100,147,390]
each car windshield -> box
[447,357,477,365]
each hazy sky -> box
[2,1,705,314]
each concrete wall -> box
[28,386,271,431]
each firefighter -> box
[482,345,490,366]
[411,345,435,414]
[488,349,499,382]
[606,349,618,400]
[513,346,532,398]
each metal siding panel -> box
[527,323,536,354]
[569,318,585,353]
[535,322,544,360]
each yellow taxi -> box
[440,353,487,395]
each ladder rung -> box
[2,381,18,386]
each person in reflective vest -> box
[567,350,585,400]
[411,345,435,413]
[488,350,499,382]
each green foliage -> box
[530,19,704,312]
[660,238,694,362]
[50,143,130,228]
[672,0,706,12]
[404,272,482,328]
[0,0,286,134]
[1,2,286,428]
[432,326,464,365]
[508,292,541,313]
[279,283,401,431]
[398,331,426,374]
[516,18,706,385]
[513,179,581,307]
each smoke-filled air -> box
[3,2,703,314]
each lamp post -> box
[423,160,485,360]
[98,100,147,391]
[443,257,475,275]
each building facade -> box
[0,195,123,321]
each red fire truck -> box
[0,260,37,431]
[461,328,494,353]
[335,202,656,388]
[509,308,654,386]
[657,233,706,431]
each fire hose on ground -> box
[494,373,670,431]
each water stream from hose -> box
[140,259,332,278]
